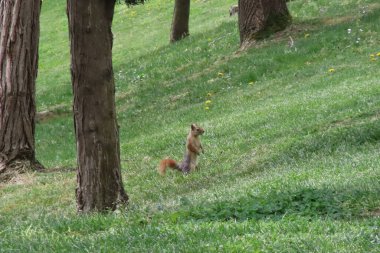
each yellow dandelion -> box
[328,68,335,73]
[205,106,210,110]
[370,54,375,58]
[370,57,376,62]
[205,100,212,105]
[248,81,254,85]
[207,92,212,97]
[217,72,224,77]
[376,52,380,57]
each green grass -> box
[1,0,380,252]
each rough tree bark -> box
[238,0,291,48]
[0,0,43,182]
[67,0,128,213]
[170,0,190,43]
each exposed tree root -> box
[0,159,44,183]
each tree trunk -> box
[67,0,128,213]
[0,0,43,182]
[238,0,291,48]
[170,0,190,43]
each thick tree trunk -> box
[238,0,291,48]
[67,0,128,213]
[170,0,190,43]
[0,0,43,182]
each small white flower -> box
[347,28,352,34]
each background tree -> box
[170,0,190,42]
[238,0,291,48]
[123,0,145,6]
[0,0,43,182]
[67,0,128,212]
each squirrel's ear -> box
[191,124,196,130]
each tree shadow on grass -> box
[174,185,379,222]
[39,167,76,173]
[270,112,380,166]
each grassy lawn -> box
[1,0,379,252]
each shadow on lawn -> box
[273,112,380,165]
[174,185,379,222]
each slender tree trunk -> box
[170,0,190,43]
[67,0,128,213]
[238,0,291,48]
[0,0,43,182]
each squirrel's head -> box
[191,124,204,136]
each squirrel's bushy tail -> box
[159,159,180,175]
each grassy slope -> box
[1,0,380,252]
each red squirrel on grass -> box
[158,124,204,175]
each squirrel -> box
[158,124,204,175]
